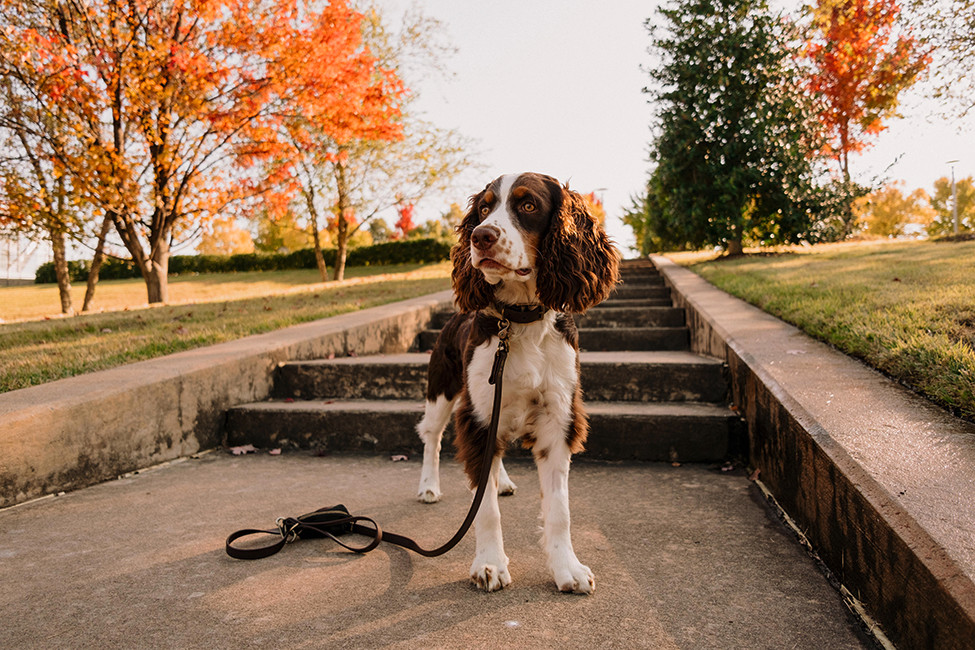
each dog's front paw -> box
[470,561,511,592]
[417,476,442,503]
[552,560,595,595]
[417,487,441,503]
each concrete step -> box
[618,272,658,282]
[618,274,665,286]
[225,257,732,467]
[594,297,673,308]
[225,399,743,462]
[428,310,456,329]
[585,401,744,461]
[581,351,726,402]
[414,329,444,352]
[580,326,689,351]
[612,284,670,301]
[621,262,658,271]
[620,267,658,275]
[272,351,727,403]
[620,258,655,270]
[275,353,430,401]
[575,306,685,328]
[416,326,690,353]
[427,306,684,330]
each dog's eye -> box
[522,202,536,213]
[479,204,491,217]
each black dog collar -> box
[493,302,549,324]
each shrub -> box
[35,237,451,283]
[35,260,88,284]
[347,238,452,266]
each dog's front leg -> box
[536,442,594,594]
[470,455,511,591]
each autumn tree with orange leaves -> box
[274,5,474,282]
[0,0,403,304]
[0,75,86,314]
[803,0,930,183]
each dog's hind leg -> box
[416,394,454,503]
[497,459,517,496]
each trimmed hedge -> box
[35,237,452,284]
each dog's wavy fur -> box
[416,172,620,594]
[451,175,618,313]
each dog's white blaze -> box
[475,173,533,279]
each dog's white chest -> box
[466,325,577,441]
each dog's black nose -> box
[471,225,499,251]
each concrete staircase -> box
[226,259,744,462]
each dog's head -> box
[451,172,620,313]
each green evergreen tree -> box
[640,0,825,253]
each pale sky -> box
[5,0,969,278]
[383,0,974,253]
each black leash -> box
[226,310,526,560]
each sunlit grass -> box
[0,263,442,322]
[0,263,451,392]
[673,240,975,421]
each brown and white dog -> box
[415,172,620,593]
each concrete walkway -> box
[0,452,872,649]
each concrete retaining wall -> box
[0,290,453,508]
[652,255,975,650]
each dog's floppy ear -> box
[535,185,620,313]
[451,190,495,312]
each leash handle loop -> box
[227,506,383,559]
[227,321,511,561]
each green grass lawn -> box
[0,263,451,393]
[0,263,446,322]
[672,240,975,421]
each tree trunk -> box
[312,233,329,282]
[144,239,170,304]
[332,163,349,282]
[82,213,114,312]
[726,238,743,256]
[49,223,74,315]
[304,189,328,282]
[837,125,858,239]
[109,210,167,305]
[333,223,348,282]
[839,158,856,240]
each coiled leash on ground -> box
[226,307,539,560]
